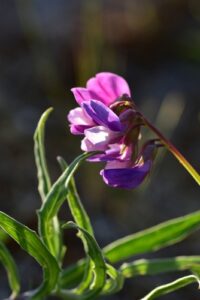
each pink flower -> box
[71,72,131,106]
[68,72,159,189]
[68,72,138,157]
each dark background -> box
[0,0,200,299]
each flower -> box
[68,72,159,189]
[101,140,159,189]
[68,72,140,158]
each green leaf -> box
[120,256,200,278]
[60,210,200,287]
[60,221,106,300]
[0,240,20,298]
[57,156,95,292]
[59,260,85,289]
[57,156,94,236]
[38,152,96,255]
[0,211,60,300]
[101,264,124,296]
[34,107,61,260]
[141,275,199,300]
[34,107,53,202]
[103,210,200,263]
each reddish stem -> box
[139,111,200,185]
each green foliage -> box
[60,210,200,288]
[38,151,96,257]
[142,275,199,300]
[104,210,200,263]
[34,107,61,260]
[0,240,20,298]
[120,256,200,278]
[0,108,199,299]
[0,212,59,299]
[34,107,52,202]
[57,156,94,236]
[61,221,106,299]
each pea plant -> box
[0,73,200,300]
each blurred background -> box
[0,0,200,299]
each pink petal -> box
[81,137,107,152]
[104,160,131,169]
[84,126,116,146]
[70,124,91,135]
[87,72,131,106]
[71,88,94,105]
[67,107,95,126]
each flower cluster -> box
[68,72,160,189]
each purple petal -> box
[88,143,122,162]
[100,160,152,189]
[82,100,122,132]
[71,88,94,105]
[88,143,133,162]
[87,72,131,106]
[70,124,91,135]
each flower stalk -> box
[139,111,200,185]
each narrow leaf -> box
[120,256,200,278]
[57,156,95,291]
[60,210,200,287]
[101,264,124,295]
[60,221,106,299]
[38,152,97,255]
[60,260,85,288]
[103,210,200,263]
[141,275,199,300]
[34,107,61,259]
[0,240,20,298]
[34,107,53,202]
[57,156,94,236]
[0,211,60,299]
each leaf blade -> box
[38,152,97,255]
[34,107,61,259]
[57,156,94,236]
[104,210,200,263]
[141,275,199,300]
[60,210,200,288]
[0,211,60,299]
[61,221,106,299]
[0,240,20,298]
[34,107,53,202]
[120,256,200,278]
